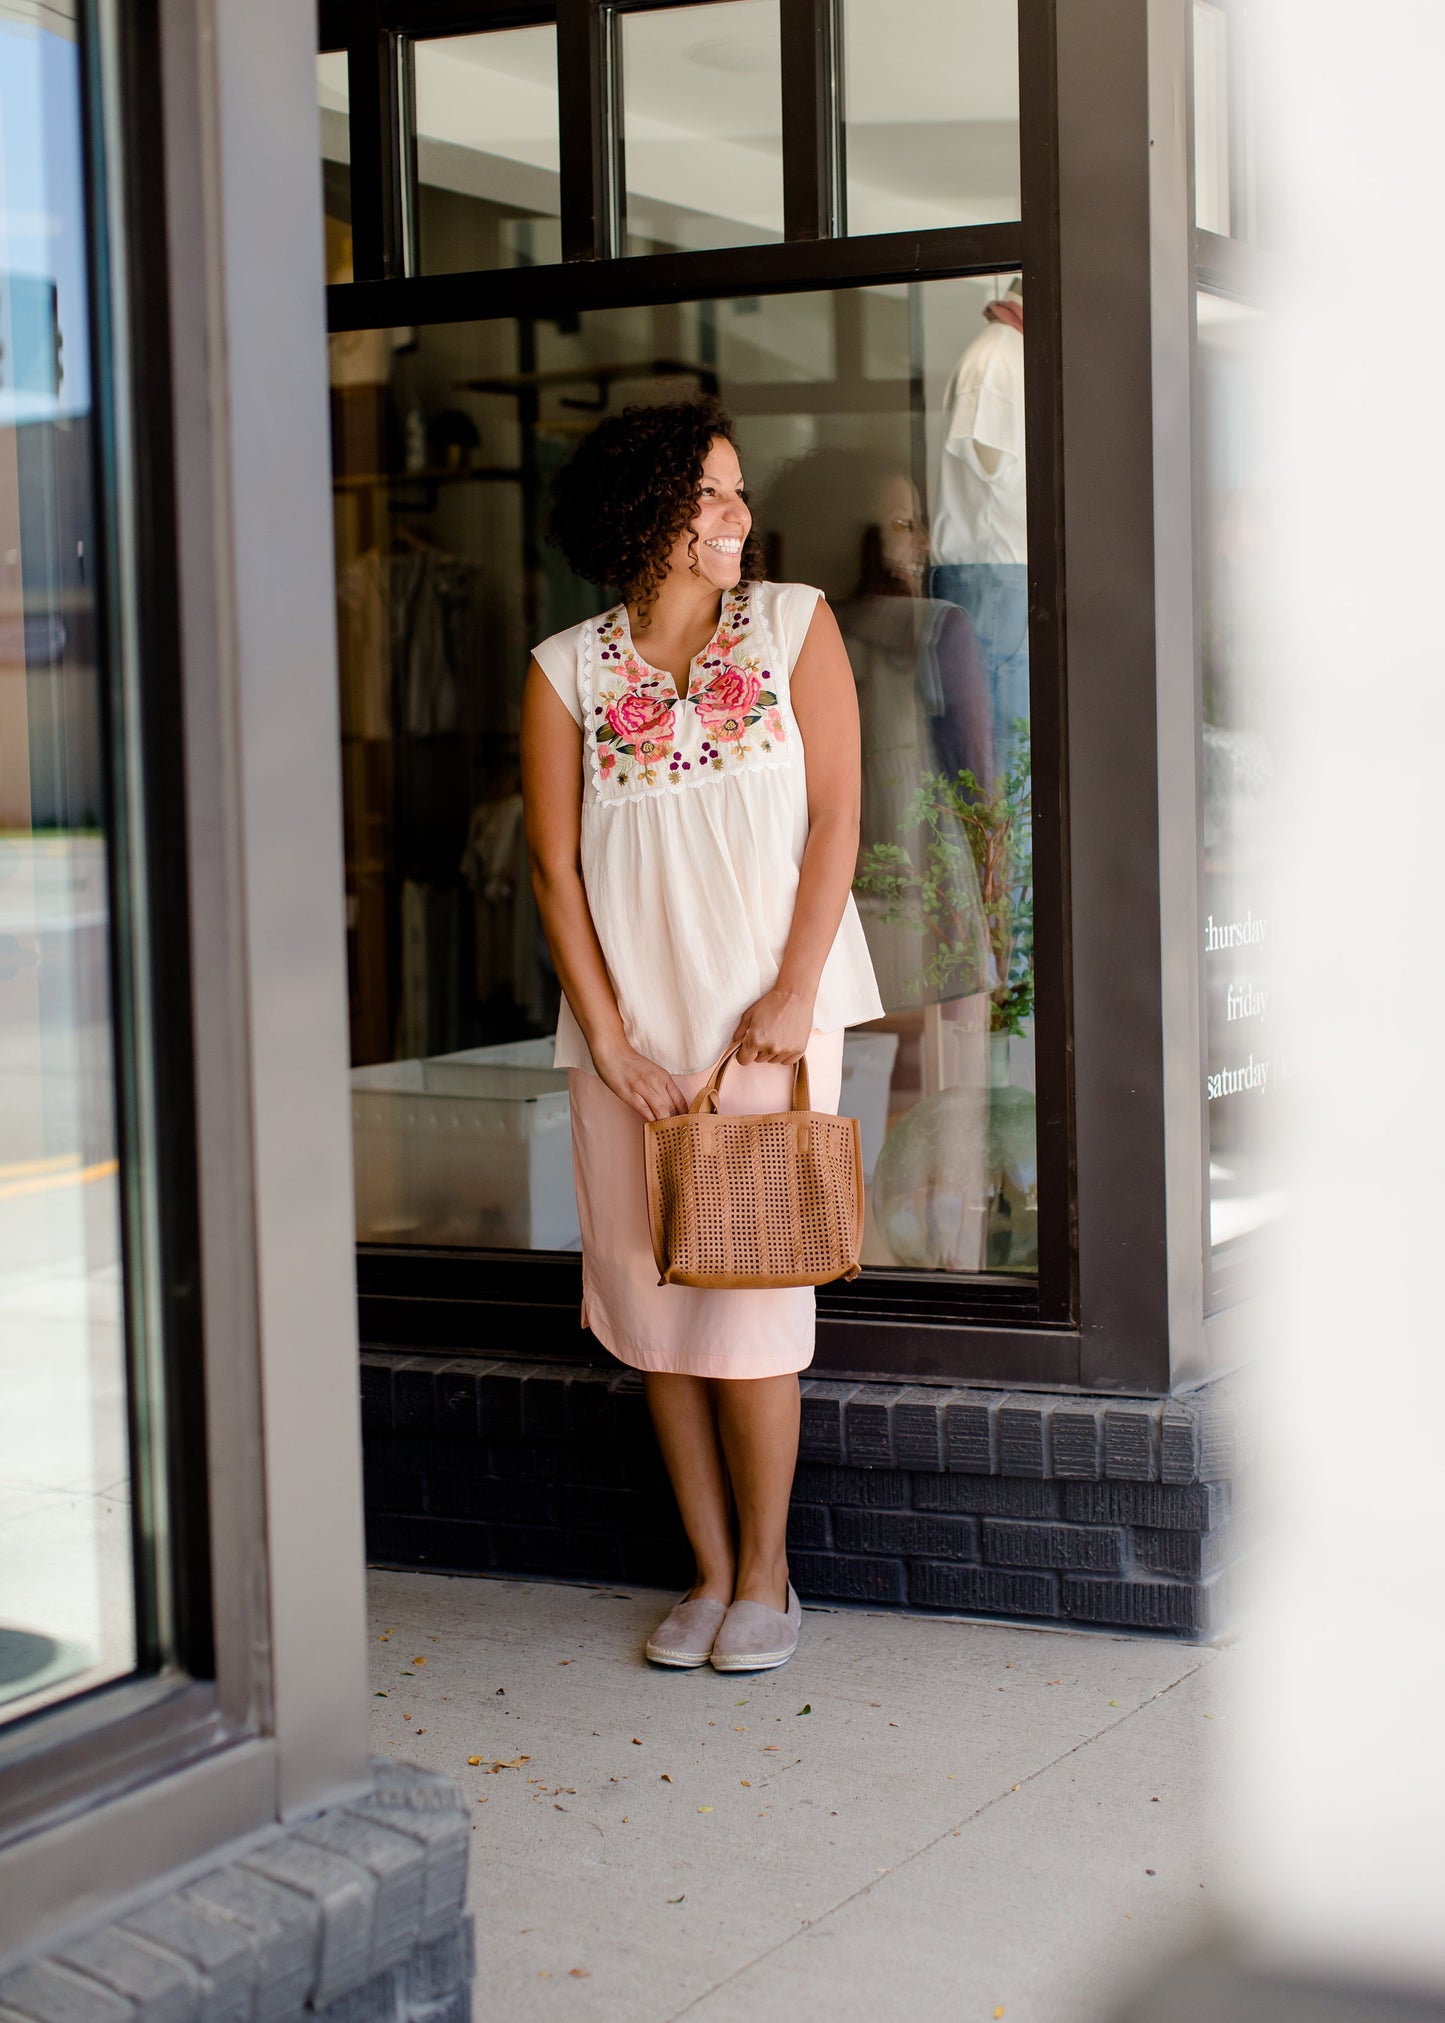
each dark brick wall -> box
[361,1355,1244,1640]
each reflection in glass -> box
[1198,292,1276,1273]
[330,275,1036,1274]
[1193,1,1231,235]
[844,0,1020,234]
[317,52,352,284]
[413,26,562,274]
[622,1,783,257]
[0,1,137,1719]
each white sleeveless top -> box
[532,579,884,1075]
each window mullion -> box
[557,0,622,259]
[347,6,407,282]
[780,0,844,241]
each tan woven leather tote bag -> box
[644,1042,864,1289]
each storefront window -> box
[1197,289,1276,1277]
[332,273,1037,1277]
[412,26,563,274]
[0,1,138,1719]
[843,0,1021,234]
[622,1,784,257]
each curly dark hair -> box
[548,395,765,622]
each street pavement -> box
[368,1566,1235,2023]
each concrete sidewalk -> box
[367,1567,1235,2023]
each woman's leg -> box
[710,1374,800,1613]
[642,1372,736,1604]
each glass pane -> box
[413,26,562,275]
[1193,1,1259,241]
[1193,2,1231,235]
[331,273,1037,1277]
[622,1,784,257]
[1197,290,1276,1281]
[318,51,352,285]
[844,0,1020,234]
[0,1,139,1717]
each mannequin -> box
[760,447,992,1017]
[931,276,1029,776]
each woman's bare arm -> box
[731,599,863,1065]
[520,662,688,1120]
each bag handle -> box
[687,1039,812,1116]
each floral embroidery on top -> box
[584,585,791,801]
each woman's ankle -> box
[732,1558,790,1609]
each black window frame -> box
[321,0,1079,1385]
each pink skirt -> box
[567,1028,846,1379]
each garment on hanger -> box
[458,789,548,1029]
[336,543,488,741]
[395,877,464,1060]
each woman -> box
[520,397,882,1673]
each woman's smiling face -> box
[666,436,751,592]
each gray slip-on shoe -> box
[709,1582,801,1672]
[644,1594,729,1668]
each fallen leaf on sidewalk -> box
[374,1692,389,1698]
[668,1895,685,1904]
[740,1780,751,1788]
[483,1754,531,1772]
[1108,1700,1119,1707]
[569,1968,590,1978]
[660,1773,673,1782]
[412,1657,427,1666]
[632,1737,643,1745]
[558,1659,573,1665]
[697,1805,713,1813]
[467,1756,482,1765]
[994,2008,1006,2017]
[797,1704,812,1716]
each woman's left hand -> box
[731,987,815,1066]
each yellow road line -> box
[0,1152,82,1181]
[0,1158,119,1203]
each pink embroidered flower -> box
[605,690,675,749]
[766,708,785,740]
[598,749,617,775]
[693,666,762,727]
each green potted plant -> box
[854,722,1034,1052]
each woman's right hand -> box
[591,1037,689,1122]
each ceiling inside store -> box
[319,0,1020,241]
